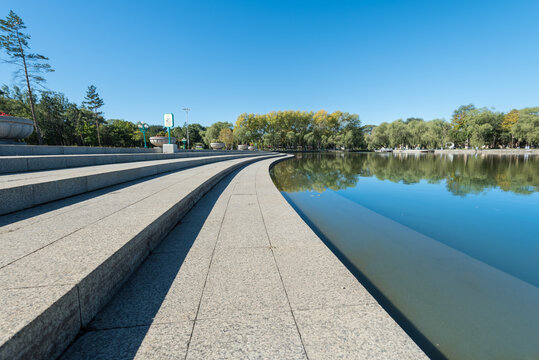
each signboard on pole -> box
[164,113,174,127]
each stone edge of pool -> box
[261,155,431,359]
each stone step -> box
[0,150,259,174]
[0,153,269,215]
[58,155,427,360]
[0,154,282,360]
[0,144,161,156]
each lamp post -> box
[182,107,190,150]
[137,121,149,148]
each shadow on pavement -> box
[59,168,241,360]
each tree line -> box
[0,84,211,147]
[365,105,539,150]
[3,78,537,149]
[232,110,364,150]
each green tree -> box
[37,91,72,145]
[512,107,539,146]
[103,119,137,147]
[204,121,232,145]
[388,120,408,148]
[219,128,234,149]
[172,123,206,148]
[72,107,98,146]
[467,109,502,148]
[0,84,31,119]
[0,10,54,144]
[366,122,390,150]
[424,119,451,149]
[82,85,105,146]
[407,119,428,148]
[451,104,476,147]
[233,125,250,146]
[502,109,519,147]
[234,110,363,150]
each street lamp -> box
[137,121,150,148]
[182,107,190,150]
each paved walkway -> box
[61,158,426,359]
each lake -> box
[271,153,539,360]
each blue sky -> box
[1,0,538,127]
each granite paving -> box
[0,152,263,214]
[0,154,277,360]
[0,150,255,174]
[61,156,427,359]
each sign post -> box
[164,113,174,144]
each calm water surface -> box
[271,153,539,360]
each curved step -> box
[0,144,161,156]
[0,153,268,215]
[0,151,261,174]
[0,154,282,360]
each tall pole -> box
[142,128,147,148]
[182,107,190,150]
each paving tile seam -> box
[268,244,325,249]
[1,283,77,290]
[0,215,98,271]
[183,181,235,360]
[194,308,294,321]
[1,190,111,230]
[0,165,211,271]
[216,245,272,250]
[291,301,379,312]
[85,320,195,333]
[254,160,311,360]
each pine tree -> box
[0,10,54,145]
[83,85,104,146]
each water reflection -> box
[272,153,539,196]
[271,153,539,360]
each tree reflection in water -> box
[272,153,539,196]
